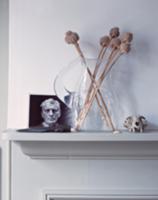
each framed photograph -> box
[28,94,72,132]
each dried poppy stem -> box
[85,37,110,103]
[76,39,132,130]
[83,28,120,127]
[80,45,110,126]
[77,37,121,130]
[86,28,120,103]
[75,41,118,130]
[76,50,120,130]
[65,31,110,126]
[74,42,111,126]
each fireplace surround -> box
[2,130,158,200]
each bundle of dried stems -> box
[65,28,133,132]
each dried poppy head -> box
[120,43,131,53]
[65,31,79,44]
[121,32,133,43]
[110,38,121,49]
[100,36,110,47]
[109,27,120,38]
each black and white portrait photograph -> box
[28,95,72,132]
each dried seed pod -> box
[110,38,121,49]
[65,31,79,44]
[100,36,110,47]
[109,27,120,38]
[121,32,133,43]
[120,43,131,53]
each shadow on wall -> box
[147,122,158,130]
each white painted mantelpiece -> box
[2,130,158,200]
[3,130,158,160]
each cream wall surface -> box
[0,0,9,133]
[0,0,9,198]
[8,0,158,129]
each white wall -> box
[0,0,9,199]
[0,0,9,133]
[8,0,158,129]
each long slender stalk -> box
[75,43,115,130]
[76,48,117,127]
[85,46,107,103]
[78,41,131,130]
[76,49,121,130]
[80,45,112,127]
[74,43,111,126]
[82,38,116,128]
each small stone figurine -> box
[124,115,147,133]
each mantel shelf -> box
[3,129,158,141]
[2,129,158,160]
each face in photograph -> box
[40,98,61,128]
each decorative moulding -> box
[43,189,158,200]
[2,130,158,160]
